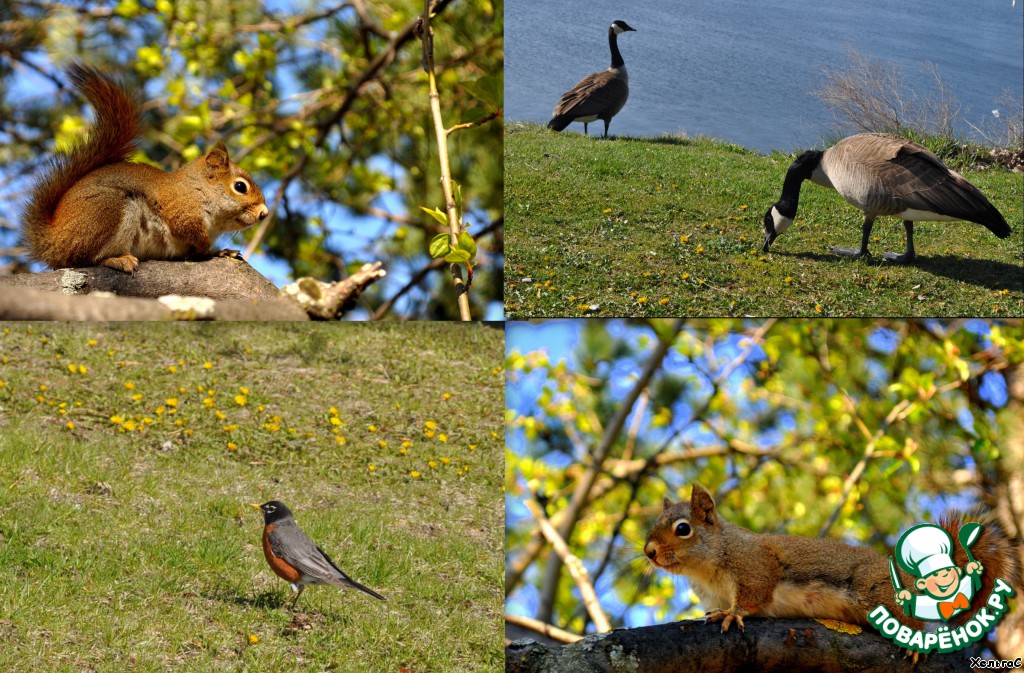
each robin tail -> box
[337,575,386,601]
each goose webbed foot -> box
[880,251,915,264]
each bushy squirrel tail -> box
[23,63,142,254]
[939,509,1021,628]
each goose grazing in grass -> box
[548,20,636,138]
[762,132,1011,262]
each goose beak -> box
[762,209,777,251]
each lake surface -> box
[505,0,1024,153]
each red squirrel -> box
[645,484,1021,636]
[22,64,268,273]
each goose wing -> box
[873,136,1009,236]
[551,71,628,120]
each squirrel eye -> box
[673,519,692,539]
[233,180,249,194]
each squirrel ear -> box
[205,142,230,169]
[662,496,673,511]
[690,483,718,526]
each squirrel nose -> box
[256,205,269,221]
[644,543,656,561]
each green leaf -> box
[458,231,477,261]
[428,233,451,259]
[419,206,449,226]
[445,249,471,264]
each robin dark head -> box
[254,500,293,526]
[252,500,385,608]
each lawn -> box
[0,322,504,673]
[504,122,1023,317]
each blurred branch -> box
[524,496,611,634]
[536,319,685,622]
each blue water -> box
[505,0,1024,152]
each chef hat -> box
[896,523,956,577]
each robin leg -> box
[289,585,305,610]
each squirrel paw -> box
[705,609,745,633]
[100,253,140,273]
[215,249,244,260]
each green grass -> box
[504,122,1023,317]
[0,323,504,673]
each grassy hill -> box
[504,122,1023,317]
[0,323,503,673]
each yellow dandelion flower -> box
[438,434,448,443]
[227,442,238,451]
[122,420,137,431]
[234,394,247,406]
[203,397,215,408]
[247,634,259,645]
[410,470,421,478]
[815,304,823,314]
[442,393,452,401]
[257,405,265,413]
[428,461,437,469]
[424,430,435,439]
[132,394,143,402]
[167,366,177,373]
[378,440,388,449]
[368,424,377,432]
[399,448,408,456]
[402,440,412,449]
[39,384,48,392]
[469,444,477,451]
[424,421,438,430]
[239,386,249,395]
[124,382,135,390]
[336,436,346,445]
[215,410,226,421]
[165,398,177,407]
[441,457,451,464]
[223,424,238,432]
[329,406,339,416]
[637,297,648,305]
[87,339,97,346]
[203,362,213,369]
[679,235,689,243]
[65,421,75,430]
[367,464,375,472]
[330,417,343,427]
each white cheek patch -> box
[772,207,793,235]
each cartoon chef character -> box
[893,523,982,621]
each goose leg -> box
[583,122,589,136]
[881,221,916,263]
[831,215,875,258]
[603,119,610,138]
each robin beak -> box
[250,503,263,511]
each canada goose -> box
[762,133,1011,262]
[548,20,636,138]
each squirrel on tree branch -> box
[22,63,269,273]
[644,483,1021,648]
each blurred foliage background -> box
[0,0,502,319]
[505,319,1024,658]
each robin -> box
[253,501,385,608]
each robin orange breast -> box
[253,500,385,609]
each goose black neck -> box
[776,150,822,218]
[609,27,625,69]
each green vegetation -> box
[0,323,504,673]
[504,122,1022,318]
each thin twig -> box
[420,0,471,320]
[524,497,612,633]
[504,614,582,644]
